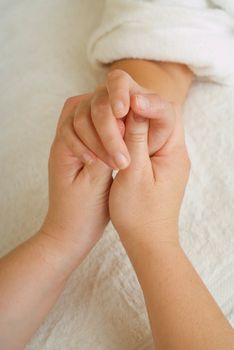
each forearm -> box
[0,231,80,350]
[120,233,234,350]
[108,59,194,104]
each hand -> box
[59,69,176,171]
[109,99,190,244]
[41,96,113,262]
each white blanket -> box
[0,1,233,349]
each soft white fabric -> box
[87,0,234,85]
[0,1,234,350]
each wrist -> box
[31,228,83,281]
[118,223,180,260]
[108,59,193,104]
[120,233,182,274]
[40,210,108,269]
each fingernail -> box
[83,153,95,165]
[114,101,125,115]
[114,153,129,169]
[136,95,150,110]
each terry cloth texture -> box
[87,0,234,85]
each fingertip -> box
[112,99,130,119]
[113,152,130,170]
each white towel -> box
[87,0,234,85]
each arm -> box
[109,96,234,349]
[0,232,80,349]
[0,96,112,349]
[124,237,234,350]
[108,59,194,104]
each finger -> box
[106,69,140,119]
[48,138,84,186]
[131,93,176,154]
[56,93,93,131]
[130,93,167,118]
[117,119,125,137]
[74,99,118,169]
[58,115,97,165]
[148,103,176,154]
[91,89,130,170]
[124,109,150,170]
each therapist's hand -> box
[41,96,113,262]
[109,102,190,244]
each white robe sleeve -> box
[87,0,234,85]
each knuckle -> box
[127,131,147,143]
[73,112,86,131]
[57,119,73,145]
[64,96,77,107]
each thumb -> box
[124,109,150,169]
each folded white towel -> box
[87,0,234,85]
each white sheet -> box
[0,1,233,349]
